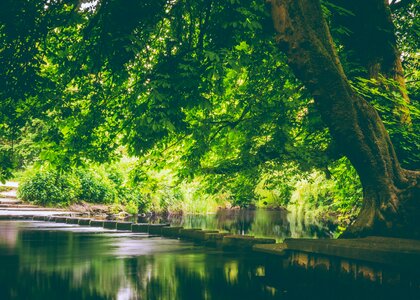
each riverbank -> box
[2,181,339,239]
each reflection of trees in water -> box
[124,253,278,300]
[286,206,333,239]
[0,266,113,300]
[0,222,414,300]
[1,223,281,300]
[212,209,333,239]
[0,228,132,299]
[138,208,333,240]
[0,221,19,248]
[215,209,256,234]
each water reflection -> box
[138,208,334,240]
[0,221,417,300]
[0,221,278,300]
[0,221,19,248]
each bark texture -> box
[270,0,419,238]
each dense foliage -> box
[18,171,79,206]
[1,1,418,227]
[18,163,145,211]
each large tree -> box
[270,0,419,238]
[1,0,418,238]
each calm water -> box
[0,218,417,299]
[0,221,277,300]
[138,208,335,241]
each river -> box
[0,210,416,299]
[0,220,284,300]
[138,208,335,241]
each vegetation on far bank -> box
[16,155,362,231]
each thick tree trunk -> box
[270,0,419,238]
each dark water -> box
[0,221,277,300]
[138,208,335,241]
[0,220,417,300]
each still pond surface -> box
[139,208,334,241]
[0,210,415,300]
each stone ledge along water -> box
[283,237,420,269]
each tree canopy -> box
[0,0,419,237]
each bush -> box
[18,171,79,206]
[77,170,115,203]
[18,168,118,206]
[124,200,138,215]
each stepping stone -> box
[148,224,170,234]
[90,220,104,227]
[116,222,132,230]
[131,223,149,233]
[222,235,276,250]
[179,229,220,241]
[252,243,288,256]
[178,228,201,238]
[66,218,80,224]
[103,221,117,229]
[203,232,229,246]
[78,218,91,225]
[55,217,68,223]
[161,226,183,237]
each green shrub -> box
[77,170,115,203]
[119,187,150,213]
[18,171,79,206]
[18,168,119,205]
[124,200,138,215]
